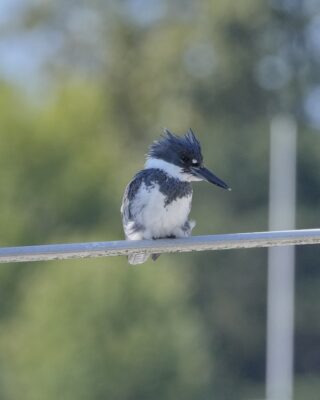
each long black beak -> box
[191,166,231,190]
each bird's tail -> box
[128,253,150,265]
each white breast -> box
[131,183,192,239]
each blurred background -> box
[0,0,319,399]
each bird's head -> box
[145,128,231,190]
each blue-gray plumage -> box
[121,128,230,264]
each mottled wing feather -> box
[121,173,150,264]
[121,172,145,238]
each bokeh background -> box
[0,0,319,399]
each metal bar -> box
[0,228,319,263]
[267,115,296,400]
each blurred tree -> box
[0,261,211,400]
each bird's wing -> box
[121,172,145,239]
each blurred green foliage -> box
[0,0,319,399]
[1,262,210,400]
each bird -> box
[121,128,231,265]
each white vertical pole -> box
[266,115,297,400]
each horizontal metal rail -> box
[0,229,319,263]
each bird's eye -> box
[181,155,190,164]
[192,159,199,166]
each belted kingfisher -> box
[121,128,230,264]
